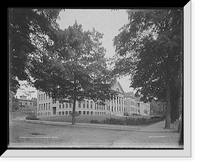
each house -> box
[18,95,37,111]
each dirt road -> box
[9,119,181,148]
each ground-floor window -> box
[65,111,68,115]
[83,111,86,115]
[79,111,81,115]
[87,111,89,115]
[62,111,64,115]
[59,112,61,115]
[91,111,93,115]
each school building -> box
[36,82,150,117]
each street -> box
[9,120,181,148]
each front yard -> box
[39,114,127,124]
[38,114,164,126]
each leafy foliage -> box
[113,9,182,101]
[113,9,183,128]
[29,22,117,124]
[9,8,62,93]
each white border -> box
[2,3,191,157]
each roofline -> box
[116,81,125,94]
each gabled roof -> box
[116,81,125,94]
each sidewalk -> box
[140,120,179,133]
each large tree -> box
[113,9,182,129]
[29,22,117,125]
[9,8,62,93]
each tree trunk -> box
[71,98,76,125]
[72,74,77,125]
[165,83,171,129]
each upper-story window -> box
[90,101,93,109]
[78,101,81,108]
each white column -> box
[117,97,119,112]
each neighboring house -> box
[18,95,37,111]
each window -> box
[59,104,61,109]
[87,111,89,115]
[83,101,85,108]
[66,111,68,115]
[49,103,50,110]
[66,103,68,108]
[83,111,86,115]
[62,111,64,115]
[87,101,89,108]
[69,103,72,108]
[79,111,81,115]
[90,101,93,109]
[62,103,64,109]
[59,112,61,115]
[78,101,81,108]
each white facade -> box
[36,82,150,117]
[36,82,126,117]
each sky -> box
[16,9,133,99]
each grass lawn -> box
[39,115,125,123]
[38,114,151,124]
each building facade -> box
[36,82,150,117]
[124,92,140,115]
[18,95,37,111]
[36,82,126,117]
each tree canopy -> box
[29,22,117,124]
[9,8,62,93]
[113,9,183,128]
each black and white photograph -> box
[6,4,192,158]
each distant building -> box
[124,92,140,115]
[18,95,37,111]
[123,92,150,116]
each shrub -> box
[26,114,39,120]
[102,118,125,125]
[90,119,101,124]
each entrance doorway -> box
[53,107,56,115]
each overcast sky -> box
[16,9,133,98]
